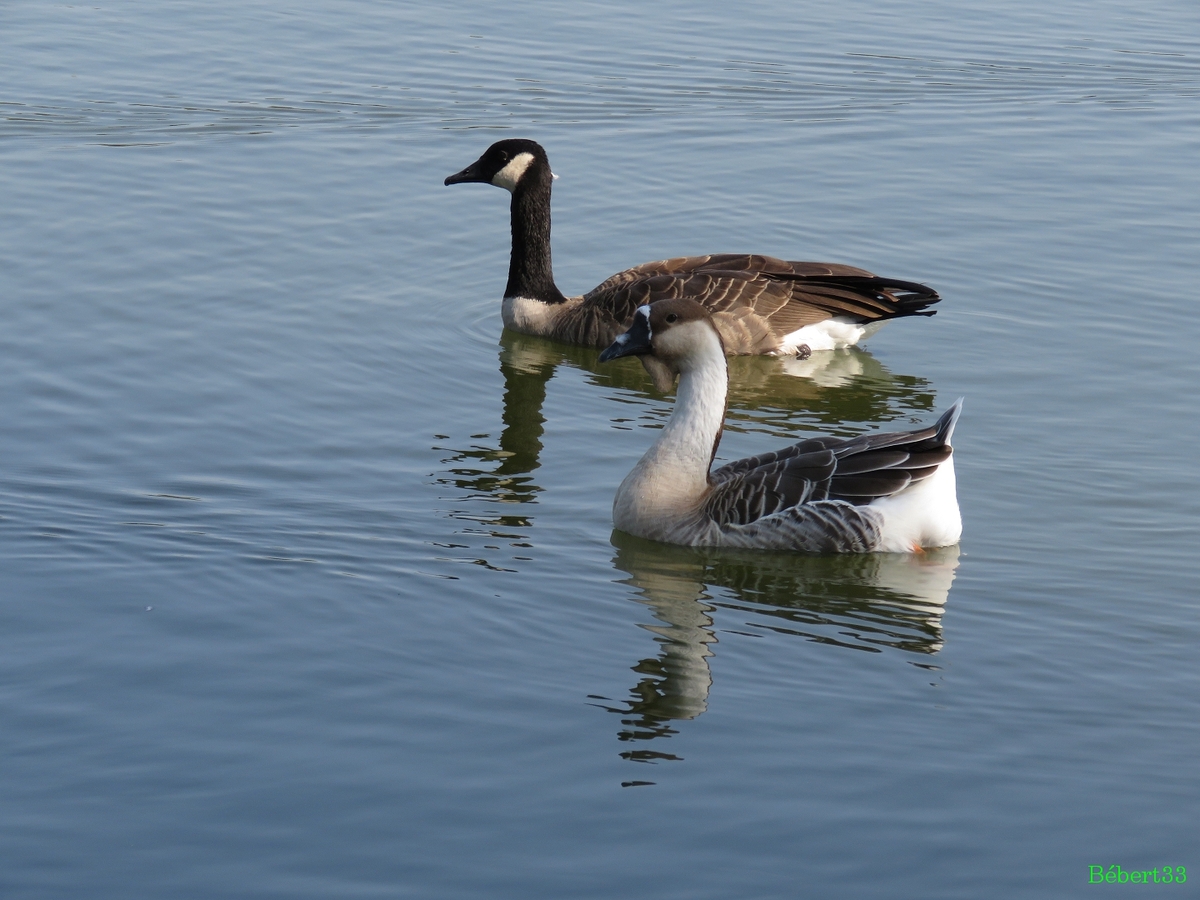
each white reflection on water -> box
[597,536,959,775]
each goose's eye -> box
[665,313,679,323]
[498,151,509,163]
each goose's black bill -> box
[599,312,653,362]
[444,159,487,186]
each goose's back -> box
[577,254,938,354]
[586,254,876,294]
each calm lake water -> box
[2,1,1198,897]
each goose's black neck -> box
[506,164,567,304]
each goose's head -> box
[444,139,552,193]
[599,299,726,391]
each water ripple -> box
[4,39,1196,143]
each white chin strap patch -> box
[491,152,536,192]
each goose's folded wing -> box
[582,270,797,329]
[586,265,938,341]
[707,442,951,523]
[708,404,960,519]
[591,254,877,286]
[707,257,939,323]
[545,270,797,350]
[764,273,941,325]
[704,449,897,552]
[688,254,939,323]
[704,448,839,526]
[710,436,843,484]
[823,408,959,503]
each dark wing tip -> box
[935,398,964,447]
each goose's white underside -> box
[774,317,887,354]
[868,454,962,552]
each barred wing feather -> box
[582,254,940,351]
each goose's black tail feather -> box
[769,273,942,320]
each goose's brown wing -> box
[764,272,941,326]
[587,254,877,293]
[584,267,793,318]
[584,255,940,350]
[580,269,799,353]
[687,254,939,322]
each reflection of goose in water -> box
[531,328,937,427]
[777,347,875,388]
[592,543,718,763]
[594,533,960,773]
[431,339,555,528]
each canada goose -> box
[598,298,962,553]
[445,139,941,357]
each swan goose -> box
[445,139,941,357]
[598,298,962,553]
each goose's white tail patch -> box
[870,456,962,553]
[777,317,887,353]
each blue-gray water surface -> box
[2,1,1198,897]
